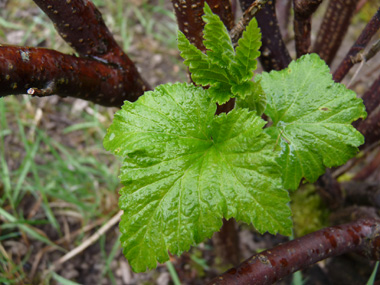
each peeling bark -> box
[313,0,359,66]
[209,219,380,285]
[240,0,292,71]
[0,46,146,106]
[333,7,380,82]
[293,0,323,58]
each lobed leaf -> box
[261,54,367,190]
[231,18,261,81]
[203,3,235,68]
[177,3,262,104]
[104,83,292,272]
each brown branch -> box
[230,0,268,45]
[333,7,380,82]
[313,0,359,66]
[353,73,380,142]
[0,0,150,106]
[357,110,380,148]
[33,0,128,65]
[0,46,146,107]
[208,0,235,31]
[172,0,234,51]
[293,0,323,58]
[212,218,241,267]
[240,0,292,71]
[358,74,380,117]
[208,219,380,285]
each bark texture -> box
[0,46,144,106]
[313,0,359,65]
[333,7,380,82]
[209,219,380,285]
[293,0,323,57]
[172,0,234,51]
[0,0,149,106]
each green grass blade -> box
[366,261,379,285]
[166,260,181,285]
[51,272,81,285]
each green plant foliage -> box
[104,4,366,274]
[178,3,262,105]
[235,78,266,116]
[104,83,291,272]
[261,54,367,190]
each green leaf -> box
[202,3,235,68]
[261,54,367,190]
[177,31,230,87]
[234,79,267,116]
[177,3,262,104]
[104,83,292,272]
[231,18,261,81]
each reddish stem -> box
[313,0,358,66]
[293,0,323,58]
[33,0,128,64]
[0,46,146,106]
[172,0,234,51]
[333,7,380,82]
[208,219,380,285]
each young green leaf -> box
[104,83,292,272]
[202,3,235,68]
[235,79,266,115]
[261,54,367,190]
[177,3,262,104]
[231,16,261,81]
[177,31,230,87]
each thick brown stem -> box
[172,0,234,51]
[313,0,359,66]
[209,219,380,285]
[33,0,127,64]
[0,46,146,106]
[32,0,149,89]
[240,0,292,71]
[293,0,323,58]
[333,7,380,82]
[212,218,241,266]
